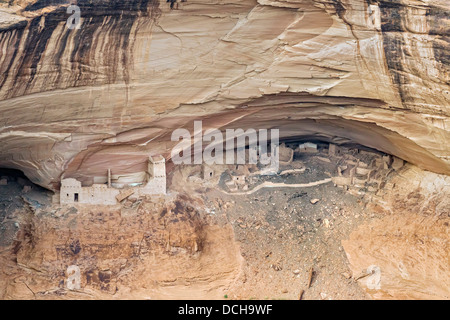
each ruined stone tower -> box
[140,155,166,195]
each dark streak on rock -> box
[378,2,409,106]
[432,36,450,77]
[0,0,161,99]
[427,8,450,78]
[379,1,450,106]
[0,25,25,90]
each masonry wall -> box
[142,156,166,195]
[149,160,166,178]
[80,185,120,205]
[139,177,166,196]
[60,178,82,205]
[60,156,167,205]
[60,178,119,205]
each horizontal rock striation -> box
[0,0,449,190]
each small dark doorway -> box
[74,193,79,202]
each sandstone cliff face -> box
[0,192,243,299]
[0,0,449,190]
[343,166,450,299]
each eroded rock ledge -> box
[0,0,449,190]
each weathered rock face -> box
[0,0,449,190]
[342,166,450,300]
[0,192,243,299]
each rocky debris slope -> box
[343,165,450,299]
[0,146,448,300]
[0,190,242,299]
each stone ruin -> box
[60,155,166,205]
[0,177,7,186]
[298,142,318,153]
[138,155,167,196]
[0,175,36,193]
[201,164,215,180]
[278,143,294,164]
[329,144,404,192]
[168,141,405,195]
[60,178,120,205]
[218,141,405,194]
[225,174,249,192]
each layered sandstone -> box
[0,0,449,300]
[0,0,449,191]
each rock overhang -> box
[0,0,448,190]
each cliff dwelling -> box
[60,155,166,205]
[0,0,449,302]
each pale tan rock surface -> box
[342,166,450,300]
[343,213,449,300]
[0,0,449,300]
[0,0,449,190]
